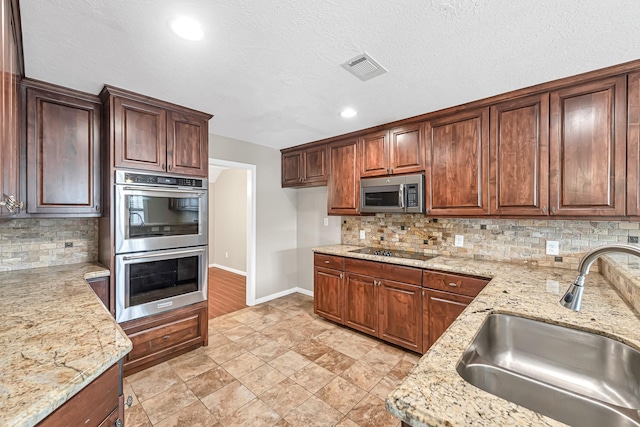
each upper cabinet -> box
[628,72,640,216]
[0,0,23,216]
[489,94,550,216]
[327,138,359,215]
[100,86,212,177]
[281,143,328,187]
[426,108,489,216]
[23,80,102,216]
[359,123,425,178]
[549,76,626,216]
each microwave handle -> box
[399,184,405,209]
[122,186,206,196]
[123,248,203,260]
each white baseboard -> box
[209,263,247,276]
[253,287,314,305]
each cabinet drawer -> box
[423,270,489,297]
[314,253,344,270]
[127,313,200,361]
[345,258,421,285]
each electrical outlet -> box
[546,240,560,256]
[323,217,329,227]
[359,230,365,239]
[454,235,464,247]
[225,252,229,258]
[64,242,73,248]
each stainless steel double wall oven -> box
[114,170,208,323]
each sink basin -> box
[456,313,640,427]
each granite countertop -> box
[313,245,640,427]
[0,263,133,427]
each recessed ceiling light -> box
[340,108,357,118]
[170,17,204,41]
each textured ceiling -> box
[19,0,640,149]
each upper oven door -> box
[115,185,208,254]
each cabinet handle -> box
[339,273,343,279]
[161,163,166,170]
[163,334,170,340]
[325,260,330,264]
[542,206,547,214]
[551,206,556,214]
[422,290,425,296]
[1,194,24,213]
[115,419,123,427]
[95,204,100,211]
[126,395,133,408]
[168,164,173,171]
[448,282,458,287]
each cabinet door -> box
[314,267,344,324]
[0,0,21,217]
[303,144,328,185]
[422,289,472,353]
[628,72,640,216]
[359,130,389,177]
[344,272,378,336]
[389,123,426,175]
[25,86,101,215]
[549,76,626,216]
[167,111,208,177]
[426,108,489,216]
[282,151,303,187]
[378,279,422,352]
[490,94,549,215]
[113,96,167,172]
[328,138,359,215]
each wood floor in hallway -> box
[208,267,247,319]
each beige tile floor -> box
[124,293,421,427]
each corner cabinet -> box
[327,138,359,215]
[23,80,102,216]
[281,144,328,187]
[100,86,212,177]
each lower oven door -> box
[115,246,208,323]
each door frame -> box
[208,158,258,306]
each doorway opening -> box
[207,158,257,318]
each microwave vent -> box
[340,53,388,81]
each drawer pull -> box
[448,283,458,287]
[325,260,330,264]
[126,395,133,408]
[163,335,171,340]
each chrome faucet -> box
[560,244,640,311]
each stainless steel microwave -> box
[360,174,424,214]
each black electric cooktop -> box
[349,247,435,261]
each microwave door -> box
[361,185,403,213]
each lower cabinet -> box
[87,276,111,314]
[120,301,208,376]
[422,289,473,353]
[37,361,123,427]
[378,279,422,352]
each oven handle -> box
[123,248,204,260]
[121,186,206,196]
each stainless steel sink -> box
[456,313,640,427]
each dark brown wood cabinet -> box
[281,144,328,187]
[378,278,422,352]
[359,123,425,178]
[490,94,550,216]
[24,80,101,216]
[549,76,627,216]
[37,361,123,427]
[0,0,22,217]
[313,254,345,324]
[327,138,359,215]
[422,289,473,353]
[426,108,489,216]
[101,86,212,177]
[121,301,208,376]
[628,72,640,216]
[344,272,379,336]
[87,276,111,314]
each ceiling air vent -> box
[341,53,387,81]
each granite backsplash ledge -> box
[342,215,640,271]
[0,218,98,271]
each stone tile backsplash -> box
[342,215,640,271]
[0,218,98,271]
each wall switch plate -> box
[454,235,464,247]
[323,217,329,227]
[359,230,365,239]
[546,241,560,256]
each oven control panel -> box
[121,172,204,188]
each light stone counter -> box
[0,263,133,427]
[313,245,640,427]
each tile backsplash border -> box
[0,218,98,271]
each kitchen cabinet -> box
[281,144,328,187]
[0,0,22,217]
[327,138,359,215]
[549,76,626,216]
[627,72,640,216]
[24,80,101,216]
[101,86,212,177]
[36,361,123,427]
[378,278,422,352]
[426,107,489,216]
[359,123,426,178]
[121,301,208,376]
[313,254,345,324]
[490,94,549,216]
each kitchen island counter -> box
[313,245,640,427]
[0,263,132,427]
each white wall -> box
[296,186,342,292]
[208,181,215,265]
[209,134,298,300]
[212,169,247,272]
